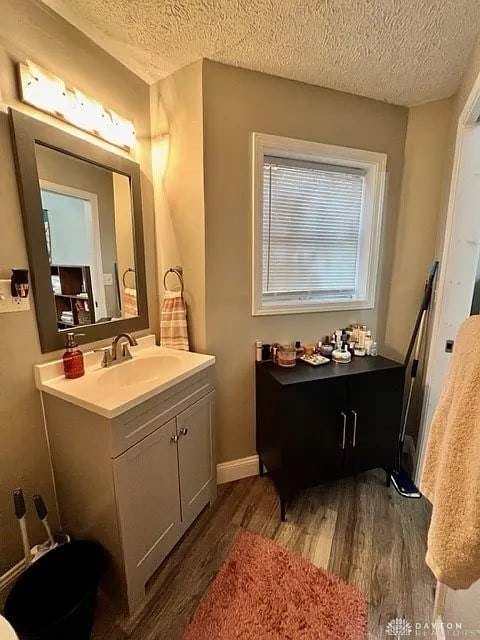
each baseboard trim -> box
[216,455,259,485]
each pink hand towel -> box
[160,291,190,351]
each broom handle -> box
[399,311,426,447]
[404,261,438,367]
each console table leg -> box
[259,457,264,477]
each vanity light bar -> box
[18,61,136,151]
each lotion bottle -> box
[63,332,85,379]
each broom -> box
[390,261,439,499]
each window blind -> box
[262,156,366,303]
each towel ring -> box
[122,268,136,288]
[163,267,184,294]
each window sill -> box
[252,298,374,316]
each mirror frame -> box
[9,108,149,352]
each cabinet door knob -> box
[351,410,358,447]
[340,412,347,449]
[179,427,189,436]
[170,434,179,443]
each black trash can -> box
[4,541,105,640]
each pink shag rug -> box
[181,529,367,640]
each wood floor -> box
[92,470,436,640]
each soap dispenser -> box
[63,332,85,379]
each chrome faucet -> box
[111,333,138,360]
[96,333,138,368]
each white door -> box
[416,123,480,480]
[177,393,214,528]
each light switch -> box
[103,273,113,285]
[0,279,31,313]
[445,339,454,353]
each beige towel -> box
[420,314,480,589]
[123,287,138,318]
[160,291,190,351]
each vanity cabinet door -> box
[176,392,215,528]
[113,418,182,609]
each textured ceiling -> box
[39,0,480,106]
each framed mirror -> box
[9,108,149,352]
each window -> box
[252,133,386,315]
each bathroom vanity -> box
[12,105,217,614]
[35,336,215,613]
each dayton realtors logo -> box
[386,618,470,637]
[386,618,412,636]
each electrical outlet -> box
[0,279,31,313]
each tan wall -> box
[0,0,156,573]
[151,61,206,351]
[383,99,453,442]
[384,99,453,359]
[202,60,408,463]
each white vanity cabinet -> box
[113,418,182,609]
[176,394,215,527]
[113,393,215,610]
[40,364,215,614]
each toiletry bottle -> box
[358,325,367,348]
[63,332,85,379]
[262,343,272,361]
[365,331,373,356]
[332,344,352,364]
[335,329,342,349]
[320,336,334,358]
[371,341,378,356]
[351,324,360,343]
[295,341,304,358]
[272,343,279,362]
[255,340,263,362]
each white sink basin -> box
[98,355,182,387]
[34,336,215,418]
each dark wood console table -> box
[255,356,404,520]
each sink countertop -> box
[34,335,215,418]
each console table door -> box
[346,370,403,474]
[284,378,348,486]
